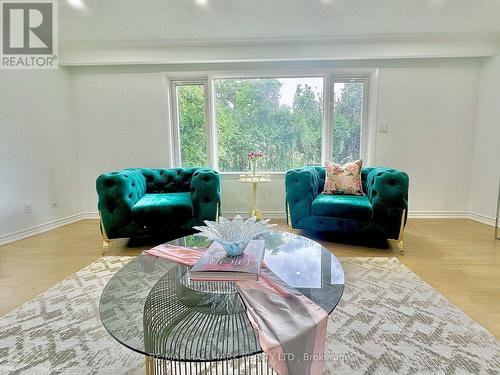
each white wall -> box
[71,72,169,211]
[376,64,479,214]
[70,59,481,217]
[0,69,80,241]
[469,55,500,222]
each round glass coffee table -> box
[99,231,344,374]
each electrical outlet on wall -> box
[379,123,389,133]
[50,195,58,208]
[24,203,33,215]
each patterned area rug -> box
[0,257,498,374]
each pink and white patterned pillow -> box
[323,160,364,195]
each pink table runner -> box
[144,244,329,375]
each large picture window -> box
[215,77,323,172]
[167,72,372,172]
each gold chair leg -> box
[395,208,406,255]
[396,239,404,255]
[286,202,293,228]
[102,239,111,255]
[99,211,111,256]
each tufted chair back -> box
[138,168,198,193]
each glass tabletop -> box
[99,231,345,361]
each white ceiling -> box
[59,0,500,44]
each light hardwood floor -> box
[0,218,499,338]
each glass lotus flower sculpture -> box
[193,215,276,256]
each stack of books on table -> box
[189,239,265,281]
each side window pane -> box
[216,78,323,172]
[332,81,364,163]
[176,84,208,167]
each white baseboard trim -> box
[408,211,470,219]
[468,212,496,227]
[409,210,496,226]
[1,209,495,247]
[0,212,95,247]
[80,211,100,220]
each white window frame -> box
[163,68,377,174]
[329,75,370,164]
[168,78,210,167]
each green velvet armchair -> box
[96,168,221,253]
[285,166,409,252]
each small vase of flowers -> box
[248,151,263,176]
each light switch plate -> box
[24,204,33,215]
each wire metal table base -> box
[143,265,277,374]
[145,353,277,375]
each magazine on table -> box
[189,239,265,281]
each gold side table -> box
[238,174,271,220]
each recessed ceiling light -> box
[195,0,208,6]
[67,0,85,9]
